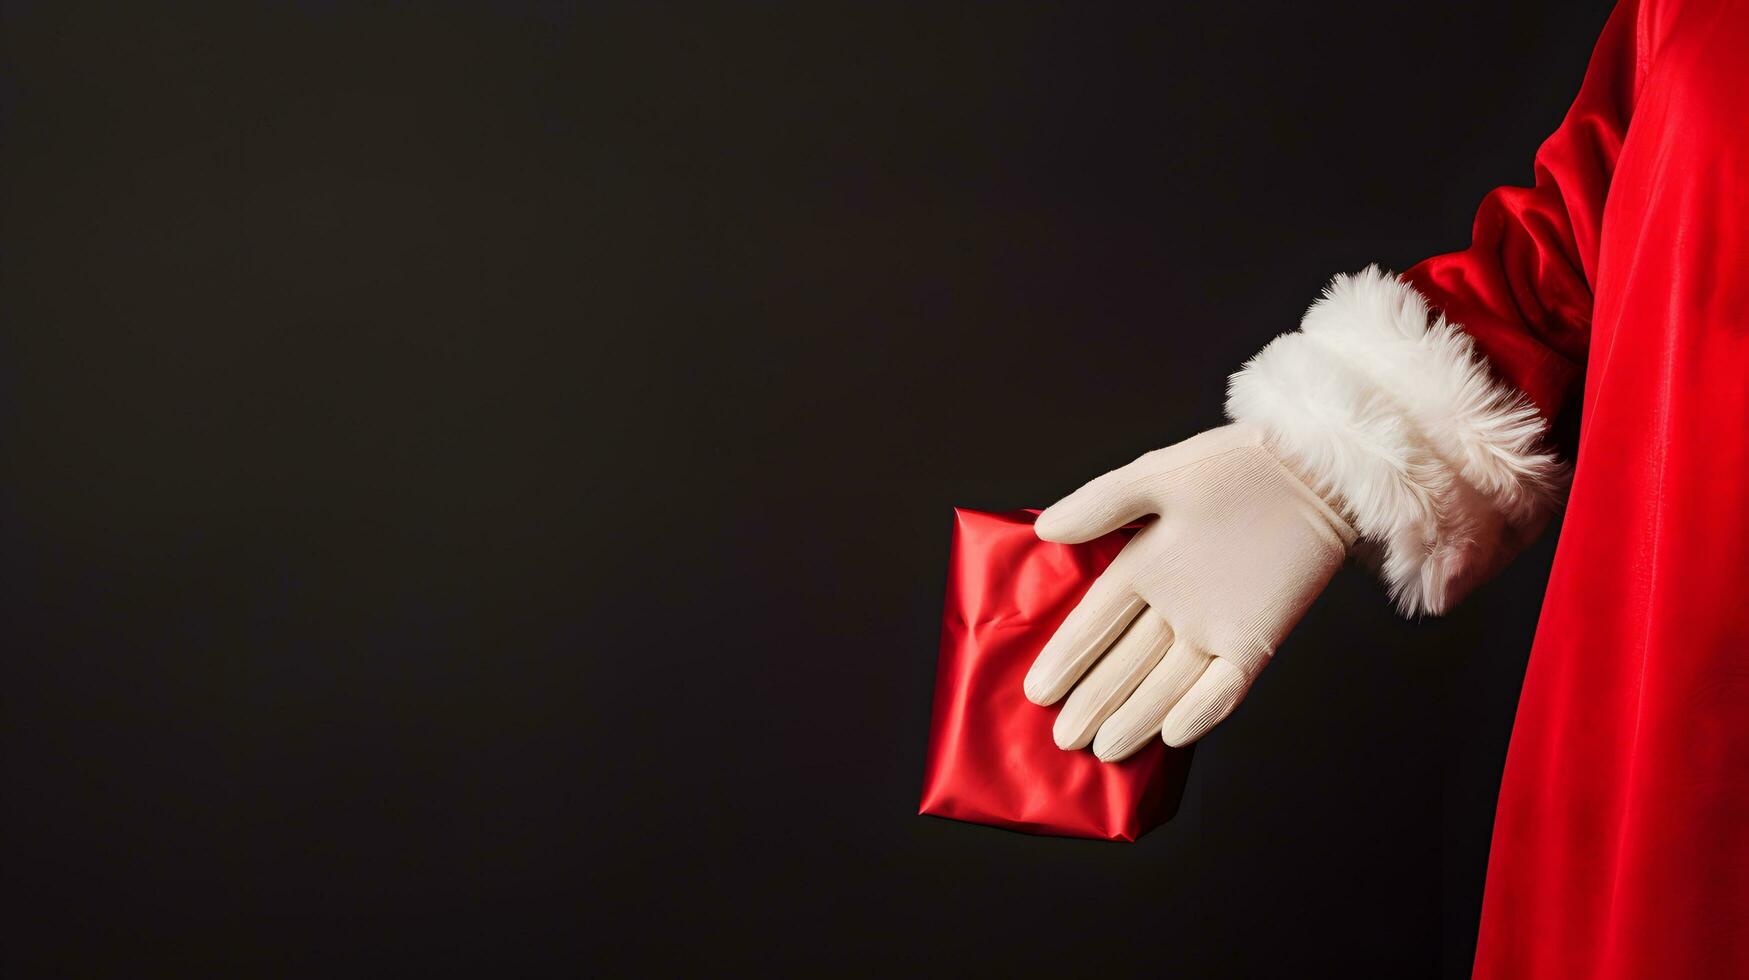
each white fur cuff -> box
[1225,266,1567,616]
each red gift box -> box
[918,508,1193,841]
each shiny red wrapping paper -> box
[918,508,1192,841]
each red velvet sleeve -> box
[1400,0,1647,422]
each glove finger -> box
[1161,657,1252,747]
[1022,572,1144,706]
[1052,608,1173,750]
[1090,639,1209,762]
[1035,465,1153,544]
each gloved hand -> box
[1023,423,1357,760]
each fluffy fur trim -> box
[1226,266,1568,616]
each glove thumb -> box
[1035,463,1152,544]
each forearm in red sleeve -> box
[1224,0,1645,615]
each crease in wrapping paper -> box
[918,508,1193,841]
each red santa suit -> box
[1238,0,1748,975]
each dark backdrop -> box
[1,2,1610,976]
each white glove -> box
[1023,423,1357,760]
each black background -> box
[1,2,1609,976]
